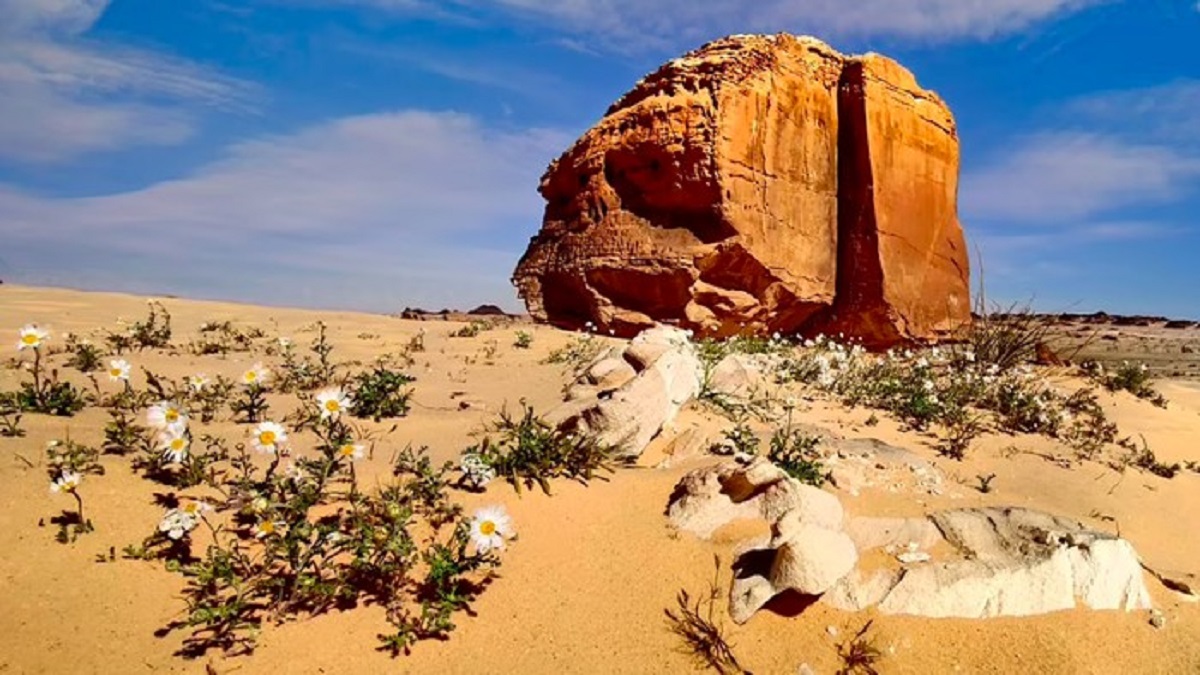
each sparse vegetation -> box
[514,330,533,349]
[665,557,748,675]
[836,620,885,675]
[350,365,415,421]
[1082,360,1168,408]
[463,402,619,494]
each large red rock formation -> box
[512,34,970,348]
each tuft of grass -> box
[836,620,885,675]
[464,402,618,494]
[975,473,997,494]
[664,557,748,675]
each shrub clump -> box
[462,402,619,494]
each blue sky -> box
[1,0,1198,317]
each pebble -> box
[1150,609,1166,629]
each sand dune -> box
[1,284,1197,674]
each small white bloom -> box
[469,505,513,554]
[242,362,271,387]
[315,387,353,420]
[188,374,210,392]
[159,509,199,540]
[251,495,270,513]
[147,401,188,432]
[51,471,82,494]
[285,462,308,483]
[253,519,283,539]
[251,421,288,454]
[278,337,293,349]
[17,324,49,351]
[159,427,190,463]
[460,453,496,488]
[336,442,365,462]
[107,358,132,382]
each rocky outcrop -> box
[548,327,702,458]
[667,461,1154,624]
[513,34,970,349]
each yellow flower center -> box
[183,503,200,515]
[260,521,275,535]
[21,333,38,345]
[325,400,340,412]
[340,444,356,457]
[171,438,186,451]
[259,431,277,446]
[165,409,179,423]
[479,520,496,536]
[110,368,122,377]
[245,371,258,383]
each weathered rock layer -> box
[513,34,970,348]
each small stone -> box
[826,625,839,637]
[1150,609,1166,629]
[897,551,932,564]
[797,664,817,675]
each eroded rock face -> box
[513,34,970,348]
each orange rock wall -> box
[513,34,971,347]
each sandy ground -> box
[1,284,1198,674]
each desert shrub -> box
[1081,360,1168,408]
[277,322,339,392]
[189,321,259,356]
[544,332,605,374]
[958,285,1056,371]
[513,331,533,349]
[451,320,491,338]
[131,301,173,349]
[1121,436,1181,479]
[350,366,415,421]
[65,336,104,372]
[937,407,986,460]
[463,402,619,494]
[713,410,760,457]
[0,393,24,437]
[767,426,826,486]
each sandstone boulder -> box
[513,33,970,348]
[549,327,701,458]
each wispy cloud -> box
[318,0,1113,50]
[0,0,256,163]
[1,111,568,310]
[961,132,1200,223]
[962,79,1200,309]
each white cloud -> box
[961,132,1200,223]
[326,0,1111,48]
[0,0,255,163]
[0,111,568,311]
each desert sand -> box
[1,284,1198,674]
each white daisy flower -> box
[147,401,188,432]
[188,374,210,392]
[17,324,49,351]
[278,337,292,349]
[315,387,353,420]
[251,421,288,454]
[51,471,82,494]
[107,358,132,382]
[469,505,513,554]
[159,427,190,463]
[336,442,365,462]
[253,519,283,539]
[242,362,271,387]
